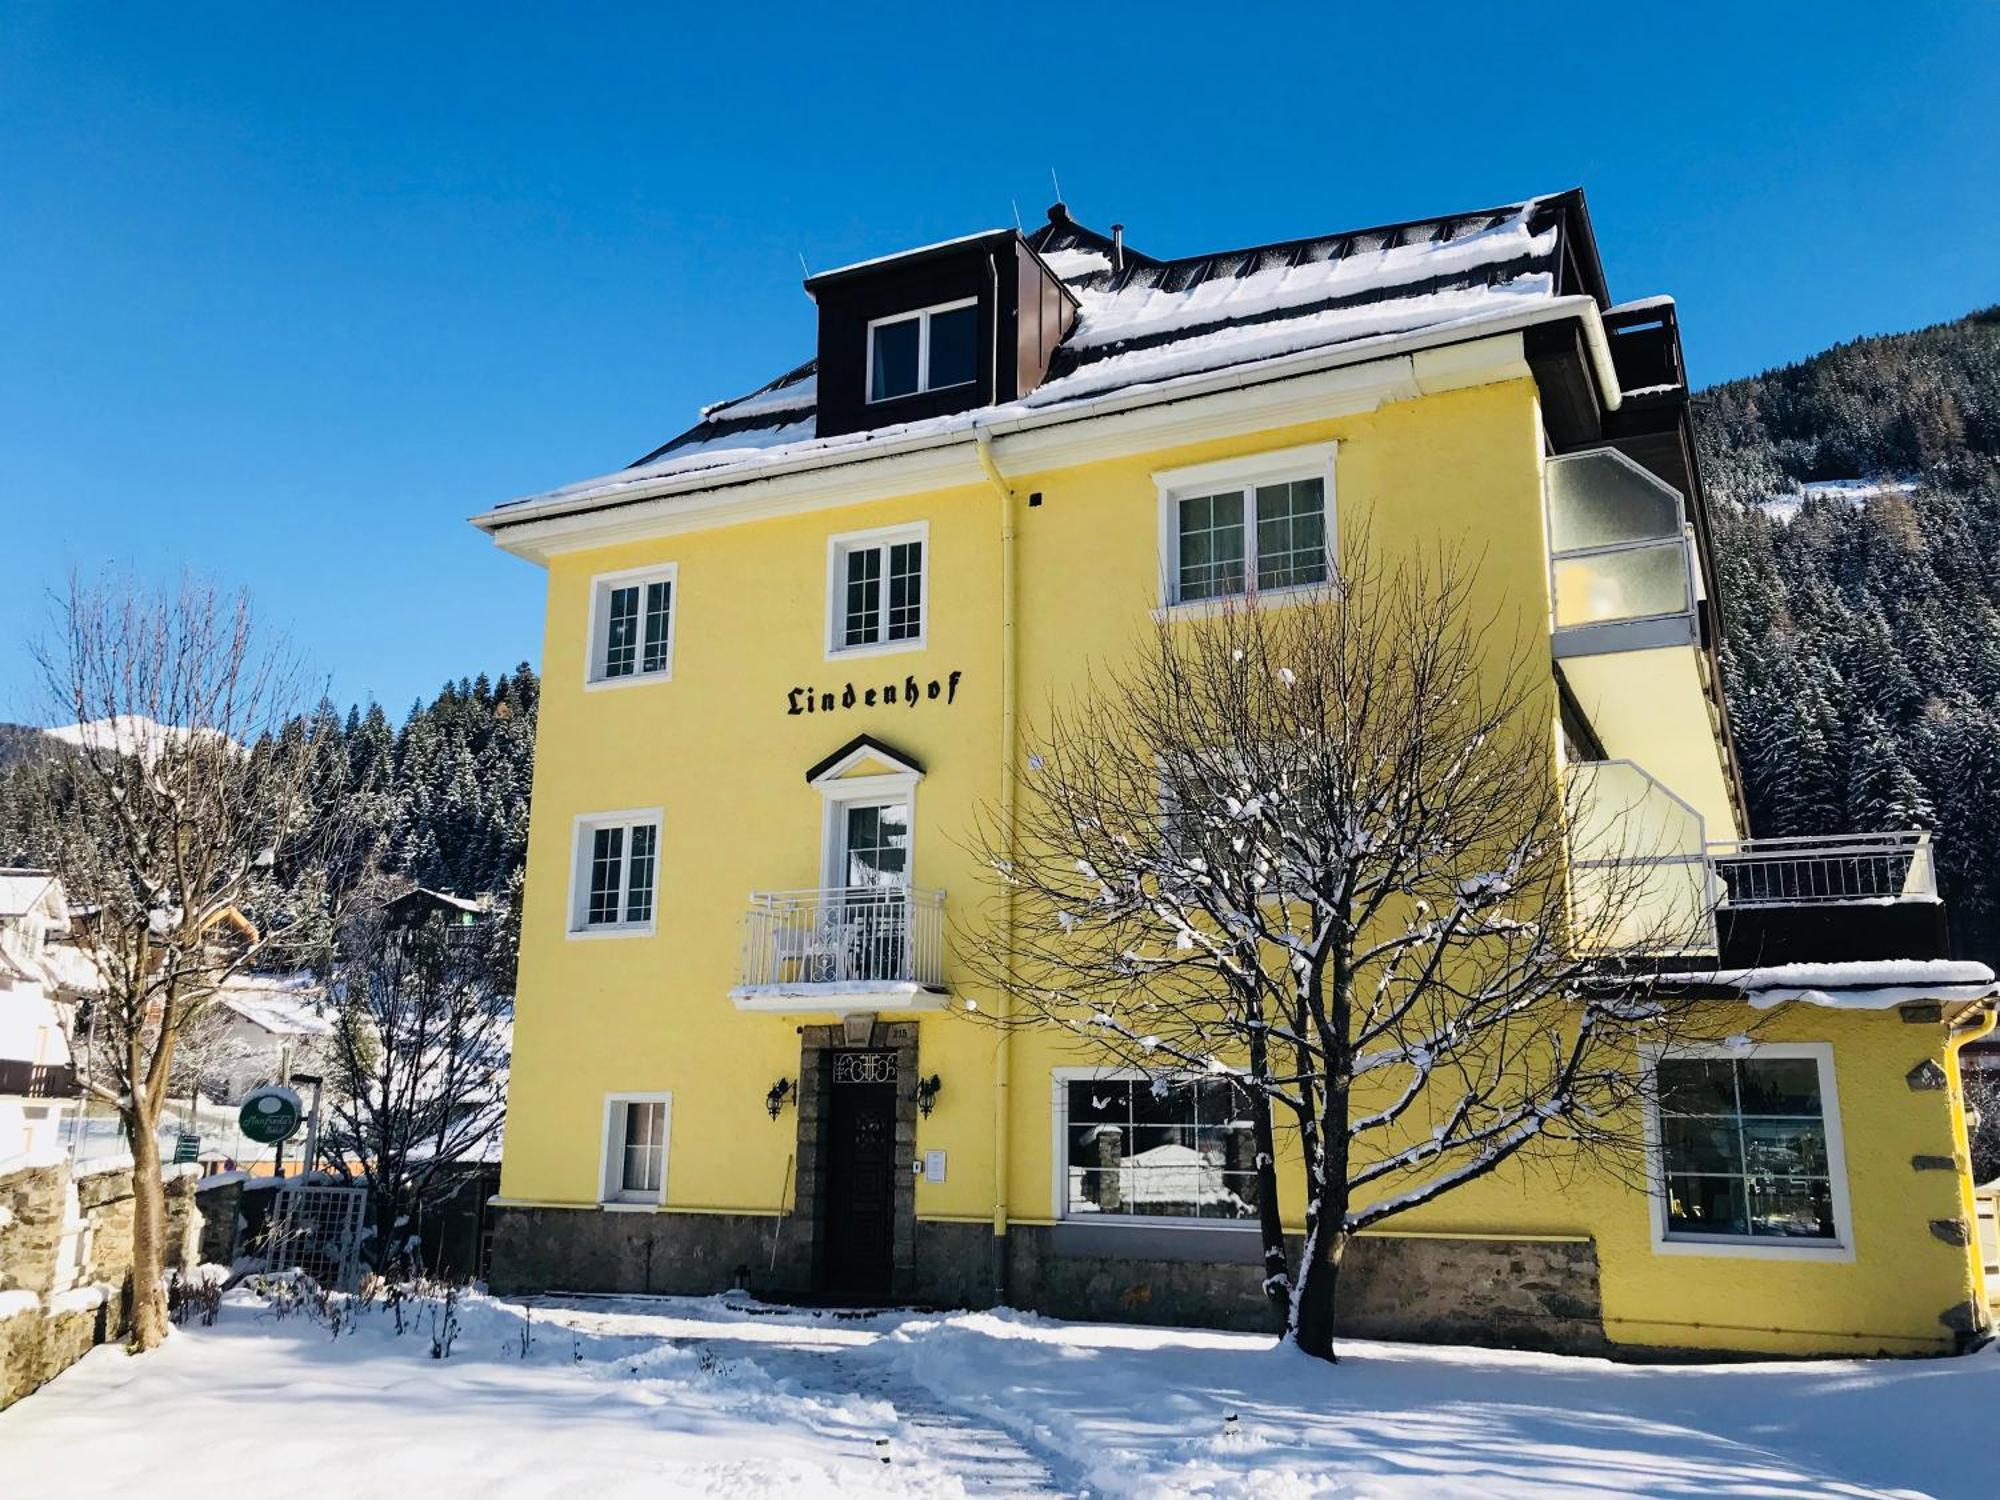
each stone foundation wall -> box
[0,1156,205,1410]
[488,1204,1605,1353]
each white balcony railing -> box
[1709,832,1936,909]
[737,886,947,995]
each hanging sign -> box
[238,1085,304,1145]
[789,670,963,717]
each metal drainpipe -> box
[974,425,1016,1306]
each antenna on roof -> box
[1049,166,1063,205]
[797,250,811,279]
[1011,198,1022,232]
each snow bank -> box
[0,1288,39,1321]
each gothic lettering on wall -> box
[788,670,963,717]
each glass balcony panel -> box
[1548,450,1683,550]
[1553,542,1690,628]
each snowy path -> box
[537,1297,1067,1494]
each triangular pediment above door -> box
[805,734,926,787]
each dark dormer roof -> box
[496,190,1615,514]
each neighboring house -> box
[198,973,332,1104]
[0,870,83,1162]
[471,192,1994,1356]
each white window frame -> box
[1048,1066,1259,1231]
[866,297,978,404]
[598,1091,671,1208]
[1154,442,1338,612]
[825,522,929,660]
[566,808,663,939]
[1640,1041,1855,1262]
[584,563,678,689]
[815,771,921,892]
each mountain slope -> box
[1698,308,2000,956]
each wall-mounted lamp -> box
[915,1074,943,1118]
[765,1078,795,1120]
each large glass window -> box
[1062,1077,1261,1221]
[1655,1053,1839,1243]
[1174,477,1327,603]
[868,300,978,403]
[591,568,675,683]
[831,528,926,651]
[573,814,661,933]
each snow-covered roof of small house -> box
[0,869,63,923]
[485,191,1609,519]
[215,973,332,1038]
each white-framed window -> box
[867,299,978,403]
[1642,1042,1854,1260]
[827,523,927,656]
[1155,444,1338,608]
[1050,1068,1262,1225]
[568,809,662,937]
[600,1092,670,1206]
[585,564,677,687]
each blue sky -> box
[2,3,1994,720]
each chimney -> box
[1111,223,1125,274]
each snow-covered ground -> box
[1,1288,1994,1498]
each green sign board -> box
[238,1086,303,1145]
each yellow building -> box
[473,192,1995,1356]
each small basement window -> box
[570,810,662,935]
[868,299,978,403]
[588,565,676,685]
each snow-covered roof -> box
[0,870,61,921]
[1660,959,1998,1011]
[489,192,1606,519]
[215,973,333,1037]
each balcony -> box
[1711,833,1947,965]
[0,1058,80,1099]
[731,886,949,1015]
[1569,763,1949,963]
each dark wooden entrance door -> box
[824,1050,897,1299]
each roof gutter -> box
[474,295,1623,543]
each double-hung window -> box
[1054,1071,1261,1222]
[868,299,978,403]
[588,565,676,685]
[601,1093,670,1205]
[1158,445,1337,607]
[1648,1044,1851,1254]
[828,523,927,654]
[571,810,661,935]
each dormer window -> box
[868,300,978,404]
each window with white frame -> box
[1055,1072,1262,1222]
[1158,446,1336,607]
[588,566,676,685]
[868,299,978,403]
[601,1093,669,1204]
[570,811,661,934]
[1649,1045,1849,1249]
[828,525,926,652]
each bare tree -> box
[323,883,512,1276]
[963,546,1722,1362]
[31,575,329,1350]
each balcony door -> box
[836,799,909,982]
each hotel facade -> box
[475,192,1996,1356]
